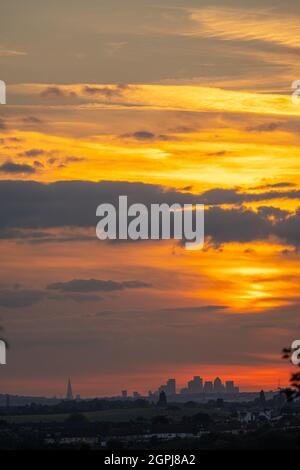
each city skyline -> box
[155,375,239,397]
[1,373,281,402]
[42,375,274,401]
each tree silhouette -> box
[282,346,300,401]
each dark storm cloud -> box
[253,182,296,190]
[257,206,289,220]
[48,292,103,303]
[0,162,36,174]
[200,188,242,205]
[0,180,299,246]
[0,228,95,244]
[18,149,45,157]
[83,84,130,98]
[122,130,173,141]
[205,206,271,244]
[0,287,101,309]
[200,188,300,205]
[0,289,46,308]
[0,277,151,309]
[40,87,77,99]
[128,130,155,140]
[275,209,300,246]
[0,180,199,229]
[47,279,151,292]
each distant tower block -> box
[66,378,74,400]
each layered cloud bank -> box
[1,0,300,395]
[0,180,299,247]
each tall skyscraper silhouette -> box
[66,378,73,400]
[166,378,176,395]
[187,376,203,393]
[213,377,225,393]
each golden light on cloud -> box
[9,83,300,116]
[185,7,300,50]
[2,0,300,402]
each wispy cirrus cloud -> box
[184,7,300,50]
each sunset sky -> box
[1,0,300,397]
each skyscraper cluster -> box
[156,376,239,396]
[158,378,176,396]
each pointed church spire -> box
[66,378,73,400]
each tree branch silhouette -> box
[282,347,300,401]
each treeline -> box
[0,398,150,416]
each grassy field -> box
[3,406,227,424]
